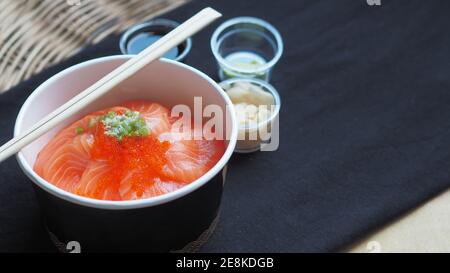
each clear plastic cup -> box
[220,78,281,153]
[120,19,192,62]
[211,17,284,82]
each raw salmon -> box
[159,130,225,183]
[33,101,225,201]
[122,101,171,137]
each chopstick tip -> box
[202,7,222,19]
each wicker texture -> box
[0,0,186,93]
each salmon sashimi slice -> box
[123,101,171,136]
[76,161,120,200]
[119,172,187,200]
[37,133,93,193]
[159,130,225,183]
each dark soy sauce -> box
[126,32,184,59]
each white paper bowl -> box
[14,56,237,252]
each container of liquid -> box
[211,17,283,82]
[120,19,192,62]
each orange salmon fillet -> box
[33,101,225,201]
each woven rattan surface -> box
[0,0,186,93]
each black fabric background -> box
[1,0,450,252]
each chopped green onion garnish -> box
[75,126,84,135]
[101,110,149,141]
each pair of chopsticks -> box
[0,7,221,164]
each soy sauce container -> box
[120,19,192,62]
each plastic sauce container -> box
[220,78,281,153]
[120,19,192,62]
[211,17,283,82]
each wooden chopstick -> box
[0,7,221,163]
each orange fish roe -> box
[34,101,226,201]
[88,122,170,199]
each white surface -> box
[346,189,450,253]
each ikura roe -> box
[33,101,225,201]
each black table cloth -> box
[1,0,450,252]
